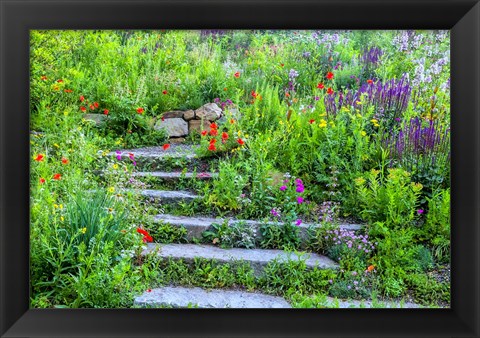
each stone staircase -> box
[107,145,421,309]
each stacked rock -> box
[154,103,223,139]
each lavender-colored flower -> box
[288,69,299,81]
[302,51,311,58]
[271,208,280,217]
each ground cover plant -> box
[30,29,450,308]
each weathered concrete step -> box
[109,144,198,160]
[106,144,216,171]
[324,298,423,308]
[133,286,423,308]
[142,243,338,275]
[138,189,199,203]
[134,286,291,308]
[132,171,217,180]
[153,214,363,241]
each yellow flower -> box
[108,187,115,193]
[115,140,121,145]
[59,204,63,210]
[53,204,59,209]
[319,119,328,128]
[63,111,69,116]
[81,227,87,234]
[30,141,35,145]
[356,114,362,118]
[113,164,119,170]
[354,177,366,185]
[370,119,378,123]
[60,216,64,222]
[361,131,367,137]
[53,143,60,148]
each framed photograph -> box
[1,0,479,337]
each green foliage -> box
[405,273,450,306]
[147,222,188,244]
[259,221,301,251]
[355,168,423,227]
[202,220,257,249]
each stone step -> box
[109,144,198,161]
[324,297,423,309]
[132,171,217,180]
[134,286,291,308]
[138,189,200,203]
[106,144,215,171]
[153,214,363,241]
[133,286,423,309]
[142,243,338,276]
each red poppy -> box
[146,289,152,292]
[161,117,165,122]
[285,93,290,97]
[136,107,144,114]
[137,228,151,237]
[309,119,315,124]
[89,104,95,110]
[326,72,334,80]
[103,109,109,115]
[234,71,240,78]
[52,173,61,180]
[251,90,259,98]
[93,102,99,108]
[57,79,63,83]
[210,138,217,144]
[80,95,85,102]
[162,90,168,95]
[317,82,325,89]
[40,76,47,81]
[367,79,373,85]
[221,132,229,140]
[208,143,217,151]
[61,157,69,165]
[163,144,170,151]
[80,106,86,112]
[34,154,44,162]
[210,122,218,130]
[209,129,218,136]
[64,89,73,93]
[237,138,245,145]
[201,130,208,136]
[39,178,46,184]
[327,87,334,95]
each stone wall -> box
[154,103,223,138]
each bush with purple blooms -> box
[324,228,375,270]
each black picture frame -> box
[1,0,479,337]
